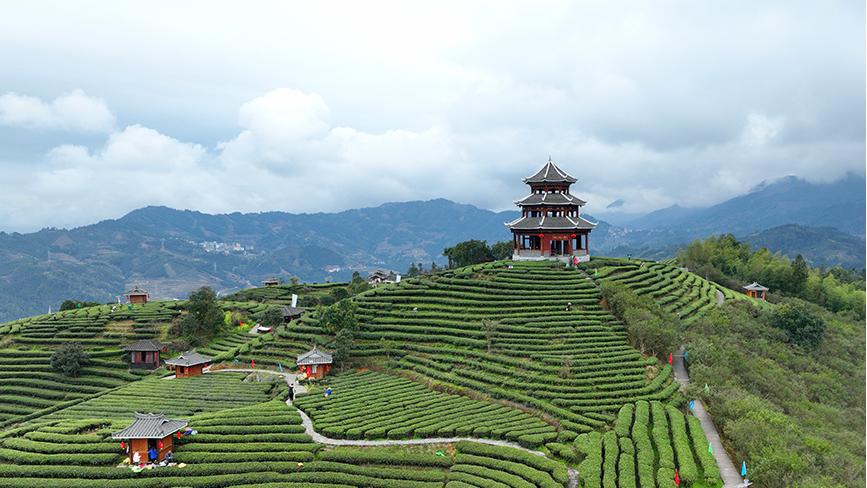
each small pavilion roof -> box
[514,192,586,206]
[112,413,188,439]
[505,215,597,231]
[124,287,149,296]
[523,158,577,184]
[743,282,769,291]
[281,306,305,318]
[262,278,279,284]
[297,347,333,366]
[123,339,165,352]
[164,350,212,367]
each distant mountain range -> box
[0,173,862,322]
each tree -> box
[482,319,499,353]
[330,287,350,301]
[601,282,679,356]
[51,342,90,376]
[791,254,809,293]
[60,300,100,311]
[490,241,513,261]
[406,263,421,277]
[177,286,225,345]
[430,262,439,273]
[772,302,826,349]
[260,306,285,329]
[333,328,354,363]
[320,300,358,334]
[443,240,494,268]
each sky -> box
[0,1,864,232]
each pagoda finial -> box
[548,155,552,162]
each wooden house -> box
[262,278,280,287]
[743,282,769,300]
[123,339,166,369]
[112,413,187,465]
[164,350,212,378]
[124,287,150,304]
[366,270,398,286]
[280,305,305,323]
[297,347,333,379]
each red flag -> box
[158,440,163,449]
[120,441,125,449]
[668,353,673,365]
[674,469,680,486]
[177,431,182,439]
[251,359,255,368]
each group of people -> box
[129,447,173,468]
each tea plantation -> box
[0,259,729,487]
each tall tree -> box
[177,286,225,345]
[443,240,495,268]
[51,342,90,377]
[791,254,809,293]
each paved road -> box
[673,349,743,488]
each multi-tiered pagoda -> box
[506,158,596,262]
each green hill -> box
[0,258,759,488]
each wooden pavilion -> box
[506,158,596,262]
[297,347,333,379]
[123,339,166,369]
[164,350,212,378]
[124,287,150,304]
[743,282,769,300]
[262,278,280,287]
[281,305,305,323]
[112,413,187,465]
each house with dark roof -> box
[506,157,596,263]
[123,339,166,369]
[280,305,305,322]
[124,287,150,304]
[262,277,280,287]
[112,413,188,465]
[164,350,212,378]
[366,269,398,286]
[743,282,769,300]
[296,346,333,379]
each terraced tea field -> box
[591,259,723,323]
[295,370,558,446]
[576,401,721,488]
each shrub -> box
[50,343,90,377]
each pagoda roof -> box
[505,215,597,231]
[742,282,769,291]
[523,159,577,184]
[297,347,333,366]
[123,339,165,352]
[164,350,211,367]
[112,413,188,439]
[515,192,586,206]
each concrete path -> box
[716,289,725,305]
[673,349,743,488]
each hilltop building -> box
[113,413,187,465]
[297,347,333,379]
[123,340,167,369]
[262,278,280,287]
[743,282,769,300]
[164,350,211,378]
[506,158,596,262]
[124,287,150,304]
[366,269,399,286]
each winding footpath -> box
[672,350,743,488]
[205,368,579,487]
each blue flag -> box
[741,461,747,477]
[689,400,695,411]
[683,350,689,362]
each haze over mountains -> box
[0,173,862,321]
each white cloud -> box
[0,89,115,133]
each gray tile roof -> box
[515,192,586,206]
[506,215,597,231]
[297,347,333,366]
[281,306,305,318]
[124,287,149,296]
[112,413,188,439]
[523,159,577,184]
[742,282,769,291]
[123,339,165,352]
[164,350,212,367]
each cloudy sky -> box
[0,1,863,232]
